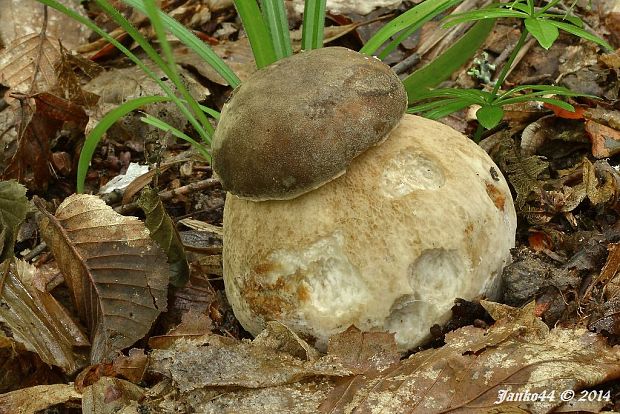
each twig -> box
[22,242,48,262]
[115,178,221,214]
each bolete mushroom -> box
[213,47,517,351]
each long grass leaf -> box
[301,0,327,50]
[234,0,278,68]
[97,0,211,144]
[376,0,458,60]
[361,0,460,57]
[77,96,171,193]
[402,19,494,102]
[443,9,525,27]
[547,20,613,51]
[421,99,471,119]
[141,115,212,160]
[260,0,292,59]
[140,0,214,139]
[122,0,240,86]
[407,97,464,113]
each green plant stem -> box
[491,28,528,97]
[473,122,485,143]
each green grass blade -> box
[547,20,613,51]
[301,0,327,50]
[376,0,460,60]
[402,19,494,101]
[412,88,492,102]
[421,99,471,119]
[234,0,278,68]
[361,0,460,56]
[497,96,576,110]
[443,8,525,27]
[98,0,211,143]
[260,0,293,59]
[77,96,171,193]
[407,97,464,113]
[122,0,240,87]
[140,0,214,139]
[198,104,221,120]
[141,115,212,161]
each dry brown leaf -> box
[36,194,169,363]
[0,258,89,373]
[2,92,88,191]
[112,348,148,384]
[75,348,148,392]
[81,377,144,414]
[319,302,620,414]
[0,383,81,414]
[0,0,90,49]
[585,120,620,159]
[0,336,64,394]
[0,33,60,97]
[326,326,400,374]
[148,309,213,349]
[583,158,617,206]
[149,322,351,392]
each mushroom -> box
[213,47,517,351]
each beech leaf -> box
[0,258,89,373]
[36,194,169,363]
[138,186,189,287]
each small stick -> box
[115,178,221,214]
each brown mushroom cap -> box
[212,47,407,200]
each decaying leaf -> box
[138,186,189,287]
[149,309,213,349]
[497,136,549,208]
[0,258,89,373]
[0,33,61,96]
[75,348,148,392]
[81,377,144,414]
[585,120,620,159]
[583,158,618,206]
[2,92,88,191]
[0,383,81,414]
[319,302,620,414]
[0,180,27,262]
[36,194,169,363]
[149,321,351,392]
[587,243,620,336]
[54,45,100,108]
[0,336,64,394]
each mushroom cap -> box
[222,114,517,351]
[212,47,407,200]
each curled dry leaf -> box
[0,384,81,414]
[0,180,27,262]
[0,258,89,373]
[138,186,189,287]
[36,194,169,363]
